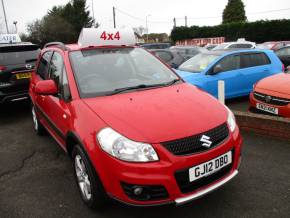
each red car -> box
[29,28,242,209]
[250,71,290,117]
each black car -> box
[169,46,206,60]
[150,49,185,69]
[275,45,290,67]
[0,43,40,103]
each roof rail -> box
[43,42,68,51]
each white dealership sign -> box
[0,34,22,44]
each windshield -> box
[70,47,179,97]
[178,53,219,73]
[0,45,40,65]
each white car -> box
[213,39,256,50]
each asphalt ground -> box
[0,101,290,218]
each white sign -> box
[78,27,136,47]
[0,34,21,44]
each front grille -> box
[162,123,229,156]
[121,182,169,201]
[175,150,234,194]
[254,92,290,106]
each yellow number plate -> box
[16,72,32,80]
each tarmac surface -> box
[0,101,289,218]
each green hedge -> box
[170,19,290,43]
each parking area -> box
[0,101,289,218]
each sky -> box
[1,0,290,35]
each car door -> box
[204,54,242,98]
[276,47,290,67]
[239,52,272,95]
[43,51,71,146]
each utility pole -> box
[1,0,9,33]
[173,18,176,28]
[113,6,116,28]
[185,16,188,27]
[91,0,95,26]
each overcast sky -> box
[1,0,290,35]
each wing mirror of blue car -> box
[35,80,58,96]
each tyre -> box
[31,105,45,135]
[72,144,107,209]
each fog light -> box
[133,187,143,195]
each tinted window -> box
[241,53,270,68]
[217,55,240,72]
[49,52,63,86]
[0,45,40,65]
[276,47,290,56]
[37,51,52,79]
[155,51,173,62]
[70,48,179,97]
[228,43,253,49]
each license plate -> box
[189,151,232,182]
[256,103,278,115]
[16,72,32,80]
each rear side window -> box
[155,51,173,62]
[240,53,270,68]
[37,51,52,79]
[0,45,40,65]
[217,55,240,72]
[276,47,290,56]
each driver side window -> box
[49,52,63,87]
[216,55,240,73]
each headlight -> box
[97,128,159,162]
[226,107,236,132]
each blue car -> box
[176,49,283,99]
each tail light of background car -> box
[282,64,285,72]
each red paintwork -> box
[250,73,290,117]
[35,80,58,95]
[29,45,242,205]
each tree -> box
[133,26,146,36]
[25,0,95,46]
[222,0,247,24]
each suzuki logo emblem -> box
[200,135,212,148]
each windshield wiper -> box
[107,79,181,95]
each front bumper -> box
[91,127,242,206]
[249,92,290,118]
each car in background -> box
[257,41,290,50]
[204,44,218,50]
[249,68,290,117]
[0,42,40,103]
[274,45,290,67]
[140,43,171,50]
[150,49,185,68]
[29,28,242,209]
[176,49,283,99]
[213,40,256,50]
[170,46,206,60]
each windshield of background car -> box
[70,47,179,97]
[178,53,220,73]
[0,45,40,65]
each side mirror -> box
[213,64,223,74]
[35,80,58,95]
